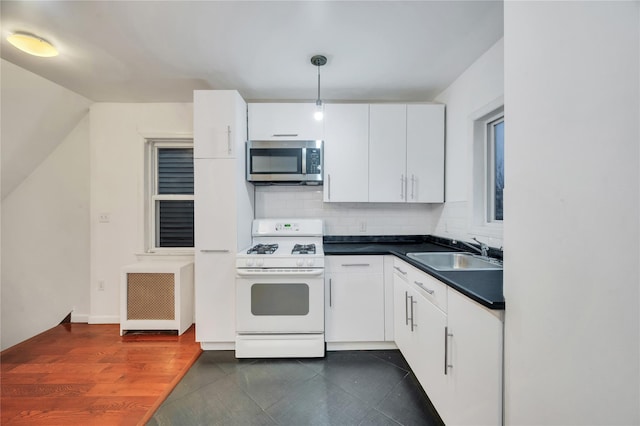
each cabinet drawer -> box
[407,264,447,313]
[326,256,383,274]
[392,258,410,281]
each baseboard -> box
[71,312,89,323]
[326,341,398,351]
[88,315,120,324]
[200,342,235,350]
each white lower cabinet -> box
[445,287,504,425]
[393,260,448,415]
[325,256,385,343]
[393,258,503,425]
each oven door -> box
[236,270,324,333]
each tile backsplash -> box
[255,186,438,236]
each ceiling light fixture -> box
[7,32,58,57]
[310,55,327,121]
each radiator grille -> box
[127,273,175,320]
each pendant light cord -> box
[316,64,321,106]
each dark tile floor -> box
[148,350,444,426]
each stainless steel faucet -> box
[458,238,489,258]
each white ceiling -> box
[0,1,503,103]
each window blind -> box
[158,148,194,195]
[156,147,194,247]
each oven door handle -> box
[236,268,325,277]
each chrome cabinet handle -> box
[445,327,453,375]
[409,296,417,332]
[329,278,333,307]
[411,174,415,200]
[393,266,407,275]
[400,174,405,200]
[341,263,370,267]
[414,280,434,295]
[405,291,409,326]
[272,133,298,137]
[327,174,331,200]
[227,125,232,155]
[200,249,230,253]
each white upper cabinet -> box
[248,103,324,141]
[369,104,407,202]
[407,104,445,203]
[323,104,369,202]
[369,104,445,203]
[194,90,245,159]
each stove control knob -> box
[246,259,254,267]
[307,259,316,266]
[256,259,264,267]
[296,259,304,267]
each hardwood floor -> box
[1,323,201,425]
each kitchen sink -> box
[406,252,503,271]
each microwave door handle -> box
[301,147,307,175]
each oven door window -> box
[250,148,302,174]
[251,283,309,315]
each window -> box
[487,115,504,222]
[148,140,194,250]
[470,100,504,236]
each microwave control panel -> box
[306,148,322,174]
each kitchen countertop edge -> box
[323,235,505,310]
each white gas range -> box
[235,218,325,358]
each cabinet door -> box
[325,256,384,342]
[406,104,444,203]
[194,251,236,342]
[194,90,241,159]
[248,103,324,140]
[369,104,407,202]
[393,274,412,356]
[446,288,503,425]
[194,158,236,250]
[411,283,448,420]
[323,104,369,202]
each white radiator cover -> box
[120,261,194,336]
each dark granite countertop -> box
[323,235,505,310]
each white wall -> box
[432,38,504,247]
[1,59,92,199]
[1,60,92,351]
[1,115,91,350]
[504,2,639,424]
[89,103,193,323]
[256,186,437,235]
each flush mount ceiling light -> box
[310,55,327,121]
[7,32,58,57]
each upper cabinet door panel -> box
[248,103,324,141]
[194,90,245,159]
[369,104,407,202]
[194,158,236,250]
[406,104,445,203]
[323,104,369,202]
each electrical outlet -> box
[359,222,367,232]
[99,213,110,223]
[98,280,105,291]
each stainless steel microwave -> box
[246,140,323,185]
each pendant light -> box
[7,32,58,57]
[310,55,327,121]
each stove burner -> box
[292,244,316,255]
[247,244,279,254]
